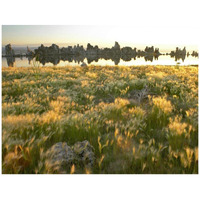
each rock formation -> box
[113,41,120,50]
[34,44,60,56]
[170,47,186,61]
[145,46,154,53]
[191,51,198,57]
[112,41,121,54]
[41,140,95,174]
[86,43,100,55]
[121,47,133,55]
[26,42,199,66]
[80,62,87,67]
[26,46,34,57]
[73,140,95,167]
[5,44,15,57]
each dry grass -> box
[2,65,198,174]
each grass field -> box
[2,65,198,174]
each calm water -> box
[2,55,199,67]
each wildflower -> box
[50,100,64,113]
[169,116,187,135]
[152,96,173,114]
[114,98,130,107]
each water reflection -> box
[33,53,191,66]
[6,57,15,67]
[3,54,198,67]
[28,56,32,65]
[3,43,198,67]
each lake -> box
[2,54,199,67]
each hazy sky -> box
[2,25,199,50]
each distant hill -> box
[2,46,37,55]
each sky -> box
[2,25,199,51]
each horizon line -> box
[2,42,198,50]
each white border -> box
[1,0,200,200]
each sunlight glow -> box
[2,26,199,51]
